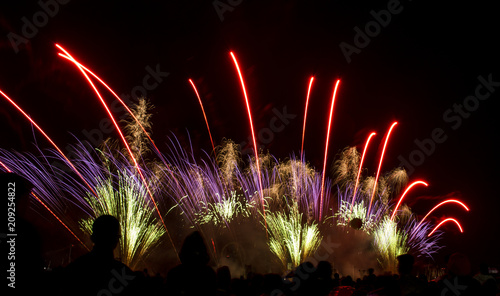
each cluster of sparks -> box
[0,45,471,272]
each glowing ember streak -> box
[390,180,428,221]
[428,218,463,237]
[55,44,178,260]
[0,89,100,199]
[350,132,377,217]
[418,199,469,228]
[229,52,265,217]
[188,79,216,156]
[0,160,89,251]
[301,76,314,160]
[368,121,398,215]
[319,79,341,221]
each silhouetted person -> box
[397,253,425,296]
[216,266,231,296]
[166,231,216,296]
[314,261,333,295]
[436,252,481,296]
[1,173,44,295]
[60,215,137,296]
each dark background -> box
[1,0,499,270]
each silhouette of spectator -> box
[166,231,216,296]
[437,252,481,296]
[474,262,495,285]
[314,261,333,295]
[396,253,425,296]
[1,172,44,295]
[216,266,231,296]
[59,215,138,296]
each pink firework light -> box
[300,76,315,160]
[0,89,100,201]
[390,180,428,221]
[0,160,89,251]
[367,121,398,216]
[55,44,179,260]
[428,218,464,237]
[229,51,266,225]
[418,199,469,228]
[350,132,377,218]
[188,79,216,156]
[319,79,341,221]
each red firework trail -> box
[56,52,163,156]
[57,49,180,189]
[229,51,266,226]
[367,121,398,216]
[428,218,463,237]
[0,89,100,200]
[0,160,89,251]
[188,79,216,156]
[301,76,314,160]
[350,132,377,218]
[418,199,469,228]
[390,180,428,221]
[319,79,341,221]
[56,44,179,261]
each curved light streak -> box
[390,180,428,220]
[428,218,463,237]
[300,76,314,160]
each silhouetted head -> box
[0,173,33,216]
[91,215,120,251]
[368,268,375,275]
[479,262,489,275]
[397,254,414,275]
[179,231,210,266]
[315,261,333,279]
[447,252,471,277]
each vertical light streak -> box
[367,121,398,215]
[188,79,216,156]
[319,79,341,221]
[428,218,463,237]
[350,132,377,218]
[390,180,428,220]
[301,76,314,160]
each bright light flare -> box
[391,180,428,221]
[319,79,341,221]
[368,121,398,215]
[188,79,216,156]
[428,218,463,237]
[301,76,314,160]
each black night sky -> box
[1,1,499,270]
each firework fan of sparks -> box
[0,44,471,272]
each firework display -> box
[0,45,470,274]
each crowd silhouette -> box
[2,172,499,296]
